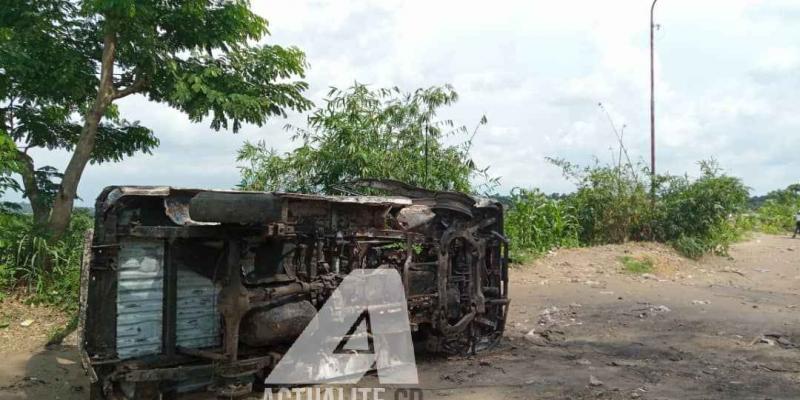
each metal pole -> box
[650,0,658,188]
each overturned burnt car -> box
[79,180,509,399]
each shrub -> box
[670,235,707,259]
[754,184,800,233]
[654,160,749,257]
[549,158,652,245]
[507,158,750,262]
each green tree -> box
[0,0,312,239]
[237,83,495,194]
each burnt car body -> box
[79,180,509,399]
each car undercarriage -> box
[79,180,509,399]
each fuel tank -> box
[239,301,317,347]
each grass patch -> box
[620,256,654,274]
[510,249,539,266]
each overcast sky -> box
[14,0,800,204]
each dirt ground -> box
[2,233,799,400]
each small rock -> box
[758,337,776,346]
[20,319,34,327]
[22,376,45,384]
[589,375,604,387]
[576,359,592,366]
[691,300,710,305]
[524,329,547,346]
[641,273,658,280]
[608,360,636,367]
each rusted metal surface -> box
[80,181,508,399]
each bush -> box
[670,235,707,259]
[505,188,580,262]
[754,184,800,233]
[550,158,652,244]
[654,160,749,257]
[0,209,92,311]
[508,158,749,262]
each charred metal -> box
[79,180,509,399]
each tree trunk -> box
[47,32,117,241]
[15,150,49,228]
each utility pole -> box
[650,0,658,191]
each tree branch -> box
[112,76,147,100]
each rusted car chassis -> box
[79,180,509,399]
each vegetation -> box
[551,158,652,245]
[1,0,312,241]
[504,188,580,262]
[238,83,495,194]
[753,184,800,233]
[654,161,750,257]
[505,159,750,261]
[620,256,654,274]
[0,209,91,311]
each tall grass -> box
[505,188,580,262]
[0,209,92,311]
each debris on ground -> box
[632,303,671,318]
[720,267,746,276]
[751,334,796,348]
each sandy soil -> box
[2,233,799,400]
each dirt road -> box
[2,234,799,399]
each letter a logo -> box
[265,269,419,385]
